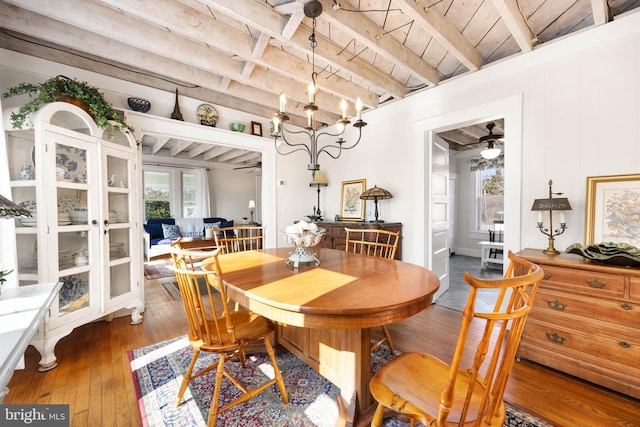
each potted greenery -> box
[2,75,133,136]
[0,268,12,295]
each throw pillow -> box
[204,222,221,230]
[162,223,181,239]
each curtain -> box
[470,154,504,171]
[194,168,211,217]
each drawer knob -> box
[586,278,605,288]
[621,303,632,311]
[619,341,631,349]
[547,299,567,310]
[545,331,566,345]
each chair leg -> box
[175,349,200,408]
[264,337,289,404]
[371,403,385,427]
[382,326,394,354]
[207,354,227,427]
[371,326,394,354]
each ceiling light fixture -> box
[272,0,366,171]
[479,122,503,159]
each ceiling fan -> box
[479,122,503,159]
[233,161,262,172]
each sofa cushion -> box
[152,237,173,246]
[143,223,164,240]
[220,220,235,237]
[204,217,227,224]
[148,218,175,225]
[162,224,181,239]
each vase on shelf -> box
[18,164,34,180]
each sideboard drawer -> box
[542,265,625,299]
[523,319,640,367]
[532,289,640,328]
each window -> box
[143,166,207,221]
[182,172,196,218]
[143,170,171,221]
[477,167,504,231]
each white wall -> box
[308,10,640,265]
[2,10,640,268]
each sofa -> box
[143,217,231,260]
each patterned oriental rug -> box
[129,336,554,427]
[143,260,176,280]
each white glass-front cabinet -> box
[4,102,143,371]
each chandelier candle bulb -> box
[356,97,362,120]
[537,211,543,223]
[279,91,286,113]
[308,83,314,103]
[341,99,347,119]
[560,211,566,224]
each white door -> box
[431,138,449,299]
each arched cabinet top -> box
[5,101,136,149]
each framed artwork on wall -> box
[585,174,640,244]
[340,179,366,221]
[251,121,262,136]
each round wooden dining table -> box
[204,247,440,426]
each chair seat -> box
[370,352,505,426]
[196,311,275,351]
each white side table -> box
[0,282,61,402]
[478,241,504,269]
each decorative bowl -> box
[230,122,246,132]
[282,226,326,268]
[127,97,151,113]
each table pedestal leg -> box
[277,325,373,426]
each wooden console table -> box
[515,249,640,399]
[314,221,402,260]
[0,282,61,402]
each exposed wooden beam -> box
[491,0,536,52]
[591,0,610,25]
[396,0,483,71]
[311,0,442,86]
[205,0,406,101]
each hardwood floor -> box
[5,277,639,426]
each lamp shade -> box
[310,170,328,187]
[248,200,256,209]
[0,194,32,218]
[531,198,572,211]
[360,185,393,200]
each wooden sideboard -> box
[515,248,640,399]
[314,221,402,260]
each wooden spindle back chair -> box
[169,244,288,427]
[344,227,400,353]
[369,250,544,427]
[214,226,264,254]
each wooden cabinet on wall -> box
[4,102,144,371]
[315,221,402,260]
[515,249,640,399]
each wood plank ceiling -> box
[1,0,639,167]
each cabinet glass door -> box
[102,146,137,305]
[51,133,99,319]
